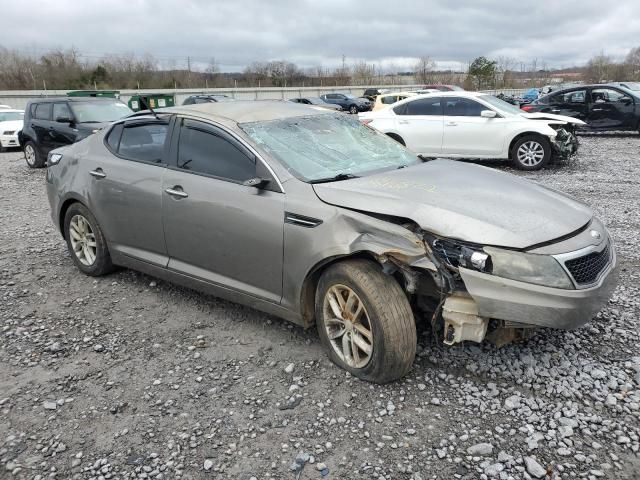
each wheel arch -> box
[299,251,387,328]
[58,196,88,239]
[507,131,551,159]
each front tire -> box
[315,259,416,383]
[348,104,358,114]
[510,134,551,170]
[24,141,45,168]
[63,203,114,276]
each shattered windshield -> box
[240,114,420,182]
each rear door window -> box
[117,122,169,164]
[394,97,442,115]
[34,103,52,120]
[551,90,585,104]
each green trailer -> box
[67,90,120,99]
[128,94,175,112]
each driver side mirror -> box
[620,96,633,105]
[480,110,497,118]
[56,116,73,124]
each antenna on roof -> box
[145,99,161,120]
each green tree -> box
[468,56,497,90]
[90,65,109,87]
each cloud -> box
[2,0,638,71]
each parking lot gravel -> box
[1,135,639,480]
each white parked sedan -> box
[359,91,584,170]
[0,109,24,151]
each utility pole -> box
[187,56,191,87]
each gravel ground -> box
[1,136,639,480]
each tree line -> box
[1,46,639,91]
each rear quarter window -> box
[105,123,124,152]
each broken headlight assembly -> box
[429,237,573,289]
[483,247,573,289]
[430,237,492,273]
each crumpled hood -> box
[521,112,586,126]
[313,160,593,249]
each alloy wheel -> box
[24,144,36,166]
[349,105,358,114]
[322,284,373,369]
[69,214,97,266]
[517,140,545,167]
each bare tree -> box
[496,56,517,87]
[351,60,375,85]
[625,47,640,80]
[584,53,615,83]
[414,56,436,84]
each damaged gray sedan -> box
[46,101,618,383]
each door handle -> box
[591,108,604,111]
[165,186,188,198]
[551,109,561,113]
[398,120,409,124]
[89,168,106,179]
[446,122,457,126]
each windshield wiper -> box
[310,173,360,184]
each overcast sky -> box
[2,0,639,72]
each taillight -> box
[521,105,535,112]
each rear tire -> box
[510,134,551,170]
[24,141,45,168]
[63,203,114,276]
[315,259,416,383]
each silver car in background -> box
[45,101,618,383]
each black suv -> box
[19,97,133,168]
[182,94,232,105]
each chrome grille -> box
[564,243,610,285]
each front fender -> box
[281,206,432,325]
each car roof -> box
[26,97,122,104]
[537,84,639,100]
[408,91,486,98]
[154,100,329,124]
[189,94,229,98]
[379,91,417,97]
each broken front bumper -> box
[458,251,618,330]
[551,128,579,159]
